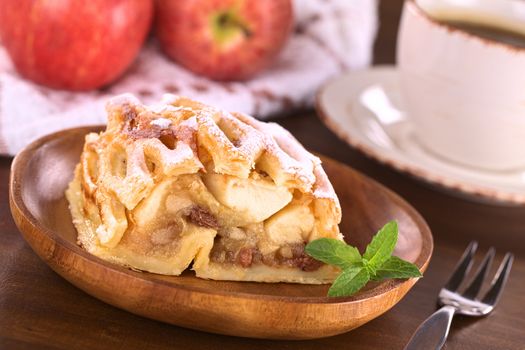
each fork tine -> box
[444,241,478,291]
[481,253,514,306]
[462,247,495,299]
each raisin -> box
[237,247,254,268]
[298,256,323,272]
[187,206,219,229]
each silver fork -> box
[404,241,514,350]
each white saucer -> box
[316,66,525,206]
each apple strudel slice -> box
[66,94,343,284]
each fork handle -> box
[404,305,456,350]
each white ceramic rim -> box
[315,66,525,206]
[409,0,525,53]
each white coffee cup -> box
[397,0,525,171]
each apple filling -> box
[200,171,323,272]
[85,168,325,274]
[209,232,323,272]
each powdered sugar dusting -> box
[229,111,339,207]
[150,118,172,129]
[103,94,339,209]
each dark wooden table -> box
[1,1,524,349]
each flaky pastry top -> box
[79,94,341,225]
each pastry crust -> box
[66,94,343,284]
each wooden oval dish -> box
[9,126,433,340]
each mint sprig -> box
[305,220,422,297]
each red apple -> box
[155,0,293,81]
[0,0,153,91]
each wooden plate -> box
[9,126,433,340]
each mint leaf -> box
[305,238,362,269]
[304,220,423,298]
[363,221,398,272]
[371,256,423,281]
[328,266,370,297]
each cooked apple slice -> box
[264,202,315,245]
[133,180,174,228]
[203,173,292,223]
[94,194,127,248]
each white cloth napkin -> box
[0,0,377,156]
